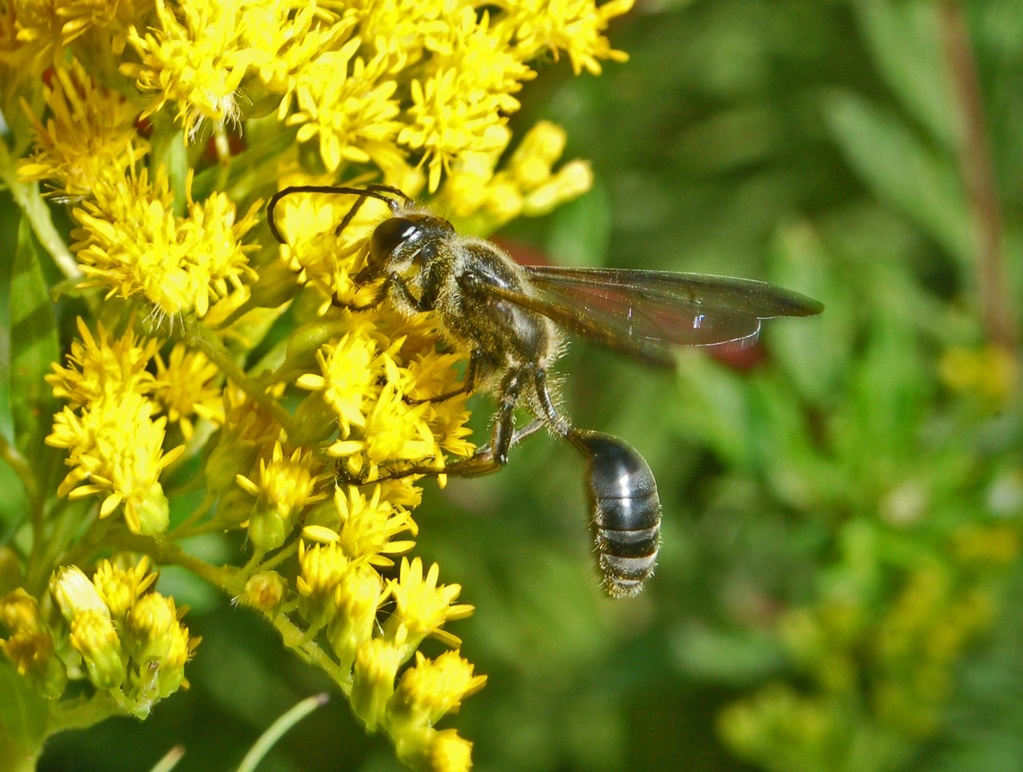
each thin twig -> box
[939,2,1017,353]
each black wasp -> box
[267,184,824,598]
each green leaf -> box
[767,222,854,406]
[824,90,970,263]
[855,0,956,151]
[9,219,60,459]
[834,297,928,495]
[0,661,48,766]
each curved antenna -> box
[266,184,413,244]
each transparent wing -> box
[488,266,824,366]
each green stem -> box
[236,693,330,772]
[270,611,353,692]
[0,433,42,536]
[259,541,299,572]
[114,532,244,594]
[938,2,1017,353]
[46,691,123,734]
[0,728,41,772]
[175,314,299,439]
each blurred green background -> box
[36,0,1023,770]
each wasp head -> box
[358,213,456,284]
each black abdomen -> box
[569,430,662,598]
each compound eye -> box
[371,217,419,259]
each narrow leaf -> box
[10,219,60,457]
[825,91,971,263]
[0,662,49,763]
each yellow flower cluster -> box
[0,557,198,716]
[939,343,1019,406]
[9,0,630,193]
[2,0,631,767]
[44,319,189,535]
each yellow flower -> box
[49,558,200,710]
[237,571,288,613]
[437,119,594,233]
[286,41,405,173]
[328,563,387,670]
[268,191,386,298]
[352,634,405,731]
[125,592,199,707]
[6,0,632,763]
[352,0,446,61]
[239,453,328,551]
[505,0,634,75]
[0,589,67,698]
[423,729,474,772]
[2,0,64,77]
[396,6,536,191]
[361,383,440,467]
[17,60,148,197]
[296,330,384,435]
[390,650,487,728]
[154,616,198,697]
[153,344,224,440]
[123,0,261,137]
[50,566,128,691]
[53,0,152,53]
[297,539,350,621]
[50,565,108,620]
[1,588,44,635]
[523,158,593,216]
[335,485,418,565]
[939,344,1018,405]
[45,317,159,410]
[71,167,260,318]
[387,558,474,651]
[400,351,475,460]
[70,609,127,690]
[92,556,159,624]
[248,3,355,106]
[126,593,177,661]
[47,391,183,535]
[399,69,512,192]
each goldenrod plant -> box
[0,1,631,769]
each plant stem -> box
[939,2,1017,353]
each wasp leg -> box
[402,353,477,406]
[410,366,527,476]
[372,276,479,408]
[403,383,469,405]
[530,369,573,439]
[466,418,545,463]
[336,366,540,484]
